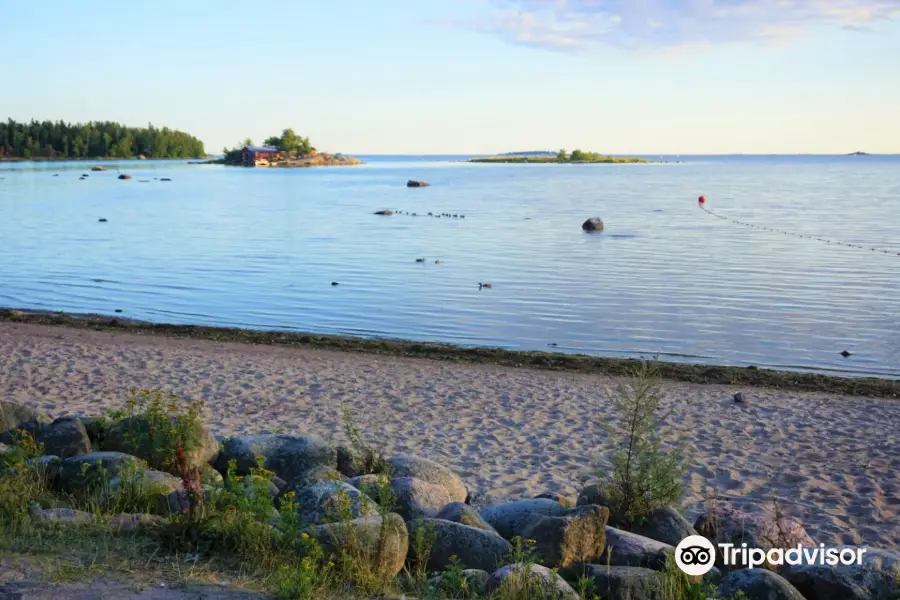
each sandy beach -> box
[1,321,897,548]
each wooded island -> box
[0,119,205,160]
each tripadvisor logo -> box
[675,535,869,576]
[675,535,717,576]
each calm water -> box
[1,155,899,378]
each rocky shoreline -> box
[2,399,897,600]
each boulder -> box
[484,564,579,599]
[427,569,490,598]
[347,474,390,498]
[386,454,466,502]
[374,210,394,216]
[57,452,143,493]
[293,480,378,525]
[118,174,132,180]
[519,505,609,568]
[102,416,218,474]
[533,492,573,506]
[561,565,665,600]
[407,518,511,573]
[390,476,451,522]
[24,455,62,482]
[0,400,51,443]
[602,527,673,570]
[718,568,805,600]
[304,513,408,579]
[199,463,224,486]
[108,513,165,532]
[631,507,697,547]
[435,502,497,533]
[407,180,430,187]
[215,434,335,486]
[582,218,604,232]
[286,465,344,491]
[36,417,91,458]
[90,166,106,171]
[108,467,183,514]
[78,416,107,447]
[480,498,569,540]
[576,483,611,510]
[780,547,900,600]
[695,506,814,569]
[30,506,93,524]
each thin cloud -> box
[471,0,900,50]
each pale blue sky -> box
[4,0,899,154]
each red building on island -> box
[240,145,280,167]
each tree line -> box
[0,119,205,159]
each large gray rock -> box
[781,547,900,600]
[108,468,183,514]
[57,452,143,492]
[293,480,378,525]
[0,400,51,443]
[386,454,467,502]
[304,513,408,579]
[480,498,569,540]
[436,502,497,533]
[576,483,611,509]
[582,218,604,232]
[102,415,218,473]
[520,505,609,568]
[718,568,805,600]
[390,476,451,522]
[695,506,815,570]
[408,518,512,573]
[215,434,335,485]
[603,527,673,570]
[561,565,665,600]
[347,474,390,498]
[484,563,579,599]
[36,417,91,458]
[631,507,697,547]
[427,569,490,598]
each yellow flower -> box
[327,561,334,568]
[300,532,309,539]
[525,539,536,545]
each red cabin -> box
[240,145,281,167]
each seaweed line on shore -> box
[1,308,898,399]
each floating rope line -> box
[698,201,899,256]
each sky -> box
[3,0,900,154]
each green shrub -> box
[105,388,206,473]
[598,361,686,528]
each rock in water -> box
[374,210,393,215]
[582,217,604,232]
[117,174,132,180]
[407,180,429,187]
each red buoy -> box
[698,195,706,205]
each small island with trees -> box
[469,149,648,164]
[216,128,362,168]
[0,119,204,160]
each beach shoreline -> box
[1,317,898,547]
[1,308,897,398]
